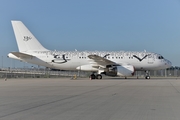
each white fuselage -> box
[8,50,172,71]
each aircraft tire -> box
[89,74,96,79]
[96,74,102,79]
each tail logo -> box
[23,36,32,41]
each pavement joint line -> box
[168,80,180,94]
[0,80,129,118]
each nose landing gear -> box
[145,71,150,79]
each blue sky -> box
[0,0,180,67]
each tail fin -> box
[11,21,48,52]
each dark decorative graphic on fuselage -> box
[52,54,70,64]
[133,54,151,62]
[103,54,110,58]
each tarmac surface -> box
[0,78,180,120]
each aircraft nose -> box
[165,59,172,68]
[168,60,172,67]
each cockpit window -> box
[158,56,164,59]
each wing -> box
[10,52,34,59]
[88,54,119,67]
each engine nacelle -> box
[76,64,98,71]
[105,65,134,77]
[116,65,134,76]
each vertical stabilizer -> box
[11,21,48,52]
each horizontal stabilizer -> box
[10,52,34,59]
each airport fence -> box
[0,68,91,79]
[135,69,180,78]
[0,68,180,79]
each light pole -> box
[1,56,3,68]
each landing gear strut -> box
[89,73,102,79]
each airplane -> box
[8,21,172,79]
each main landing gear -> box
[89,73,102,79]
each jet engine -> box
[105,65,134,77]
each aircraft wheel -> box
[89,74,96,79]
[96,74,102,79]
